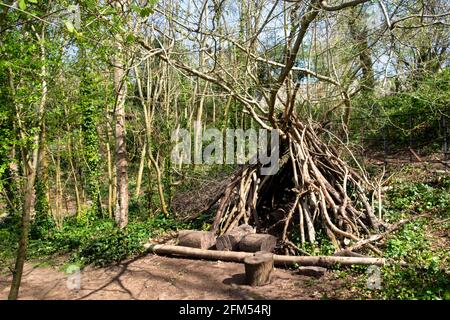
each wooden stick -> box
[409,148,422,162]
[338,213,430,253]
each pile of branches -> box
[171,170,235,220]
[208,115,386,255]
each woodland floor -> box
[0,159,448,300]
[0,254,357,300]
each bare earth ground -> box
[0,254,355,300]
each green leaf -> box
[28,0,38,3]
[19,0,27,10]
[126,34,136,43]
[65,21,75,33]
[140,7,154,18]
[130,4,141,14]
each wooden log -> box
[144,244,393,267]
[244,252,274,286]
[177,230,216,249]
[239,233,277,252]
[216,224,255,251]
[297,266,326,278]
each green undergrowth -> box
[0,209,189,269]
[340,176,450,300]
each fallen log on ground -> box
[216,224,255,251]
[177,230,216,249]
[144,244,389,267]
[239,233,277,252]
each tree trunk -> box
[349,7,375,94]
[9,25,47,299]
[134,64,169,216]
[64,106,82,218]
[113,52,129,229]
[8,164,36,300]
[105,123,114,219]
[135,143,146,198]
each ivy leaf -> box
[126,34,136,43]
[130,4,140,14]
[19,0,27,10]
[139,7,154,18]
[65,21,75,33]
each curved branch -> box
[319,0,370,11]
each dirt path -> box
[0,254,353,300]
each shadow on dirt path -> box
[0,254,353,300]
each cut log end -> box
[239,233,277,252]
[177,230,216,249]
[244,251,274,286]
[216,224,256,251]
